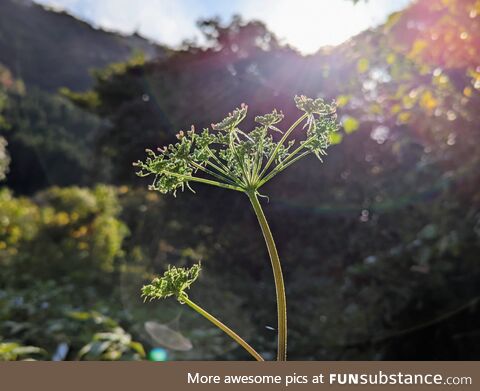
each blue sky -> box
[34,0,411,54]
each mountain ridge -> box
[0,0,166,92]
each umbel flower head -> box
[141,263,201,303]
[294,95,335,116]
[212,104,248,131]
[133,95,338,195]
[255,109,284,133]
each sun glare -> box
[242,0,411,54]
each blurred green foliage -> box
[0,185,140,360]
[0,341,45,361]
[0,186,128,285]
[0,88,103,193]
[0,281,144,360]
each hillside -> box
[0,0,165,91]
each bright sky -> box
[34,0,411,54]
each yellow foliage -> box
[78,242,89,250]
[357,58,369,74]
[463,87,473,97]
[71,226,88,238]
[55,212,70,226]
[420,91,439,110]
[0,189,39,250]
[397,112,412,124]
[402,94,416,109]
[386,53,397,65]
[118,185,129,194]
[146,192,159,201]
[335,95,351,108]
[343,116,360,134]
[329,133,343,145]
[409,39,428,58]
[390,104,402,114]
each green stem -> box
[204,151,240,182]
[251,128,266,183]
[181,295,264,361]
[247,191,287,361]
[205,161,237,183]
[206,148,247,187]
[162,170,243,192]
[230,131,252,185]
[281,141,309,165]
[188,160,239,187]
[206,148,234,177]
[258,150,310,188]
[259,113,308,179]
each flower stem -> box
[259,113,308,179]
[258,150,310,188]
[162,170,244,192]
[247,191,287,361]
[181,295,264,361]
[188,159,239,187]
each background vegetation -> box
[0,0,479,360]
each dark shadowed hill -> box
[0,0,165,91]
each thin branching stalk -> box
[181,295,264,361]
[136,96,339,360]
[258,150,310,187]
[141,264,263,360]
[189,159,239,186]
[156,170,243,192]
[259,112,308,178]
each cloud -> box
[35,0,202,47]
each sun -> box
[243,0,411,54]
